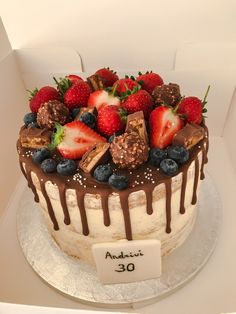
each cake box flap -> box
[0,17,12,62]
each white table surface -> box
[1,136,236,314]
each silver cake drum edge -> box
[16,172,222,309]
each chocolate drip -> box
[200,145,207,180]
[40,181,59,230]
[165,181,172,233]
[76,191,89,236]
[58,185,70,225]
[119,193,132,240]
[25,166,39,203]
[101,193,111,226]
[192,157,199,205]
[144,187,155,215]
[180,169,188,214]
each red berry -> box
[149,106,184,149]
[95,68,119,87]
[136,72,163,94]
[29,86,60,113]
[66,74,83,84]
[64,81,92,110]
[178,97,203,124]
[122,89,153,119]
[55,121,106,159]
[113,78,139,95]
[88,90,120,111]
[97,105,127,137]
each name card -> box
[92,239,162,284]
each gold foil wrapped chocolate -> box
[37,100,69,130]
[110,132,149,169]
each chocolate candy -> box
[172,123,205,149]
[79,142,110,173]
[126,111,148,144]
[19,127,52,149]
[87,74,104,91]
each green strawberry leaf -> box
[27,88,39,101]
[49,122,65,150]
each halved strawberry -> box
[87,89,120,111]
[149,106,184,149]
[95,68,119,87]
[52,121,106,159]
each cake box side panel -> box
[0,19,28,217]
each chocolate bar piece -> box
[79,142,110,173]
[172,123,205,149]
[126,111,148,144]
[19,127,52,149]
[87,74,104,91]
[75,107,97,120]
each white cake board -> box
[16,173,221,309]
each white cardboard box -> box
[1,16,236,314]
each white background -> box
[0,0,236,72]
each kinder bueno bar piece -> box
[75,107,97,120]
[79,142,110,173]
[173,123,205,149]
[19,127,52,149]
[126,111,148,144]
[87,74,104,91]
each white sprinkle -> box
[94,185,97,188]
[137,175,140,178]
[141,181,144,184]
[83,185,86,188]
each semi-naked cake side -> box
[17,69,209,266]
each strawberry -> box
[95,68,119,87]
[88,88,120,111]
[66,74,83,84]
[122,89,153,119]
[52,121,106,159]
[97,105,127,137]
[64,80,92,110]
[136,71,163,94]
[149,106,184,149]
[113,78,139,96]
[29,86,60,113]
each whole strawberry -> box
[113,78,139,96]
[150,106,184,149]
[64,81,92,110]
[95,68,119,87]
[66,74,83,84]
[122,89,153,119]
[29,86,60,113]
[136,71,163,94]
[177,97,203,124]
[97,105,127,137]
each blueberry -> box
[32,148,51,164]
[71,108,81,119]
[149,148,167,167]
[57,159,77,176]
[40,158,57,173]
[167,145,189,165]
[79,112,96,129]
[108,131,123,143]
[108,173,129,190]
[93,164,113,182]
[160,159,178,176]
[28,122,39,128]
[23,112,37,126]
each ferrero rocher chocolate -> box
[110,132,149,169]
[152,83,181,107]
[37,100,69,130]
